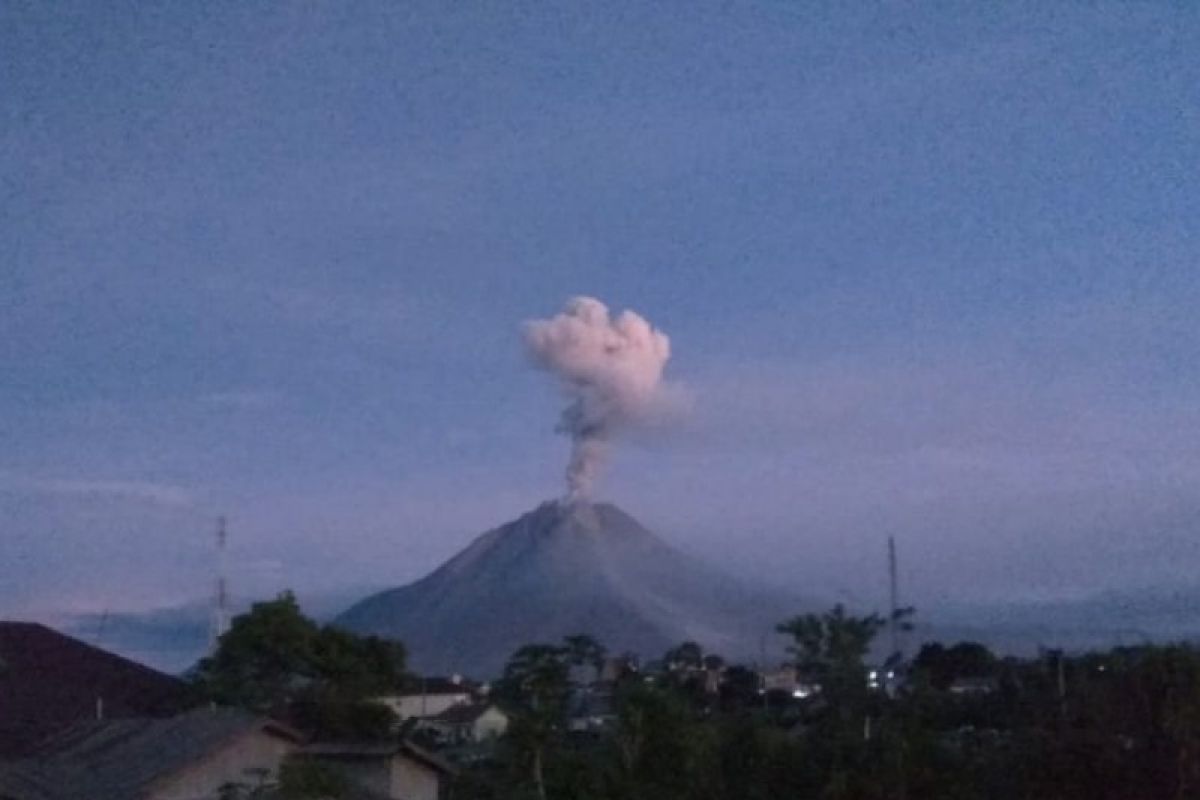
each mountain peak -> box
[336,500,800,675]
[509,499,647,542]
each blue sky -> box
[3,2,1198,630]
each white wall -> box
[472,707,509,740]
[379,692,471,719]
[390,756,441,800]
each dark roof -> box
[256,786,392,800]
[0,621,195,756]
[0,768,54,800]
[300,739,456,776]
[427,702,499,725]
[402,676,478,696]
[0,708,301,800]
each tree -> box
[192,591,408,738]
[193,592,321,711]
[500,644,571,709]
[611,682,716,800]
[776,604,885,701]
[775,605,889,798]
[497,643,572,800]
[717,664,761,713]
[563,633,607,684]
[663,641,704,671]
[912,641,997,691]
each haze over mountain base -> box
[335,500,801,675]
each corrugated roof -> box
[300,741,402,757]
[0,621,195,756]
[0,708,300,800]
[255,783,391,800]
[299,739,456,776]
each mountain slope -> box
[335,501,800,675]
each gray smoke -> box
[523,297,673,501]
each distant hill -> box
[0,622,195,756]
[58,589,384,675]
[922,586,1200,655]
[335,500,803,675]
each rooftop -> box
[397,675,480,696]
[300,739,455,776]
[0,708,300,800]
[427,702,500,725]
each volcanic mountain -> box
[335,501,801,675]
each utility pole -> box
[1057,650,1067,722]
[762,632,770,712]
[888,536,900,660]
[209,516,229,653]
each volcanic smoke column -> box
[523,297,672,502]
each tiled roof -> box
[427,702,496,725]
[0,622,196,756]
[0,708,300,800]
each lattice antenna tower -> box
[209,516,229,653]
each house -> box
[376,675,481,720]
[598,654,640,684]
[0,621,196,756]
[758,664,820,699]
[417,702,509,744]
[567,687,616,733]
[297,740,455,800]
[0,707,302,800]
[0,708,451,800]
[760,664,798,692]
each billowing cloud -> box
[523,297,676,501]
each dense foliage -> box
[192,591,408,738]
[192,595,1200,799]
[455,608,1200,800]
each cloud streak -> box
[4,476,196,508]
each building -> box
[759,664,820,699]
[376,675,481,720]
[598,654,640,683]
[0,621,196,756]
[417,702,509,744]
[567,687,617,733]
[297,740,454,800]
[760,664,798,692]
[0,708,302,800]
[0,708,455,800]
[948,676,999,695]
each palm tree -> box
[500,644,571,800]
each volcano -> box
[335,501,802,675]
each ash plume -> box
[523,297,674,501]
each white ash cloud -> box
[523,296,676,501]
